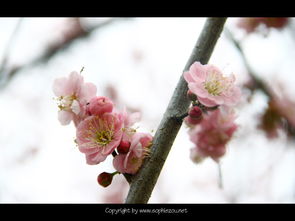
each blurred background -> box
[1,17,295,203]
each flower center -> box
[203,71,232,96]
[57,94,77,111]
[95,130,113,146]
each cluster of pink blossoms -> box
[53,71,153,187]
[183,62,241,163]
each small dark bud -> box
[97,172,113,187]
[188,106,202,119]
[185,116,203,125]
[117,140,131,154]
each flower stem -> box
[217,161,223,189]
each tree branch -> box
[125,17,227,204]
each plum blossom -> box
[76,112,124,165]
[188,108,238,162]
[113,132,153,174]
[120,108,141,142]
[184,62,241,107]
[52,71,97,126]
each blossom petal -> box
[223,86,241,106]
[71,100,81,115]
[183,71,195,83]
[197,97,218,107]
[189,62,207,81]
[188,82,208,98]
[52,77,67,96]
[113,154,127,173]
[58,110,73,125]
[65,71,83,95]
[85,152,107,165]
[80,82,97,103]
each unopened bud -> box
[117,140,131,154]
[188,106,202,119]
[187,90,197,101]
[97,172,114,187]
[185,116,203,125]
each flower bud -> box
[187,90,197,101]
[117,140,131,154]
[189,106,202,119]
[86,96,114,116]
[97,172,114,187]
[185,116,202,126]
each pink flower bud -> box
[185,116,203,126]
[187,90,197,101]
[188,106,202,119]
[86,96,114,116]
[117,140,131,154]
[97,172,114,187]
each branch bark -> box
[125,17,227,204]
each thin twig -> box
[223,28,272,98]
[224,28,295,137]
[0,18,132,89]
[0,18,23,77]
[125,18,227,204]
[217,161,223,189]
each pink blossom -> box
[120,109,141,142]
[188,108,238,162]
[113,132,153,174]
[52,71,97,126]
[76,112,124,165]
[184,62,241,107]
[86,96,114,116]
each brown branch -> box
[125,17,227,204]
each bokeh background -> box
[1,17,295,203]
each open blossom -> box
[113,132,153,174]
[52,71,97,126]
[76,112,124,165]
[184,62,241,107]
[121,108,141,141]
[188,108,238,162]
